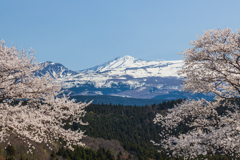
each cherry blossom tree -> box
[0,40,90,153]
[153,28,240,159]
[180,28,240,100]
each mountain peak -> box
[38,61,78,78]
[113,55,137,61]
[120,55,135,59]
[87,55,141,72]
[83,55,183,73]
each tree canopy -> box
[180,28,240,100]
[0,40,90,152]
[153,28,240,159]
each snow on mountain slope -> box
[38,56,215,100]
[83,55,183,78]
[43,56,185,99]
[39,61,78,78]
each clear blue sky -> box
[1,0,240,70]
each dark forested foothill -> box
[64,98,239,160]
[1,98,238,159]
[0,99,182,160]
[56,146,115,160]
[64,98,184,160]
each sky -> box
[1,0,240,71]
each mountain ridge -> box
[38,56,213,100]
[80,55,182,73]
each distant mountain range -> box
[39,55,214,101]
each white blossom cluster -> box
[153,28,240,159]
[180,28,240,100]
[0,40,90,151]
[153,99,240,158]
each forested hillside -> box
[64,99,183,160]
[1,98,234,160]
[63,99,234,160]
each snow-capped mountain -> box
[39,56,212,100]
[38,61,78,78]
[38,56,186,99]
[82,55,182,78]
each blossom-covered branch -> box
[179,28,240,100]
[153,28,240,159]
[0,40,90,152]
[154,99,240,158]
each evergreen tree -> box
[5,145,16,160]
